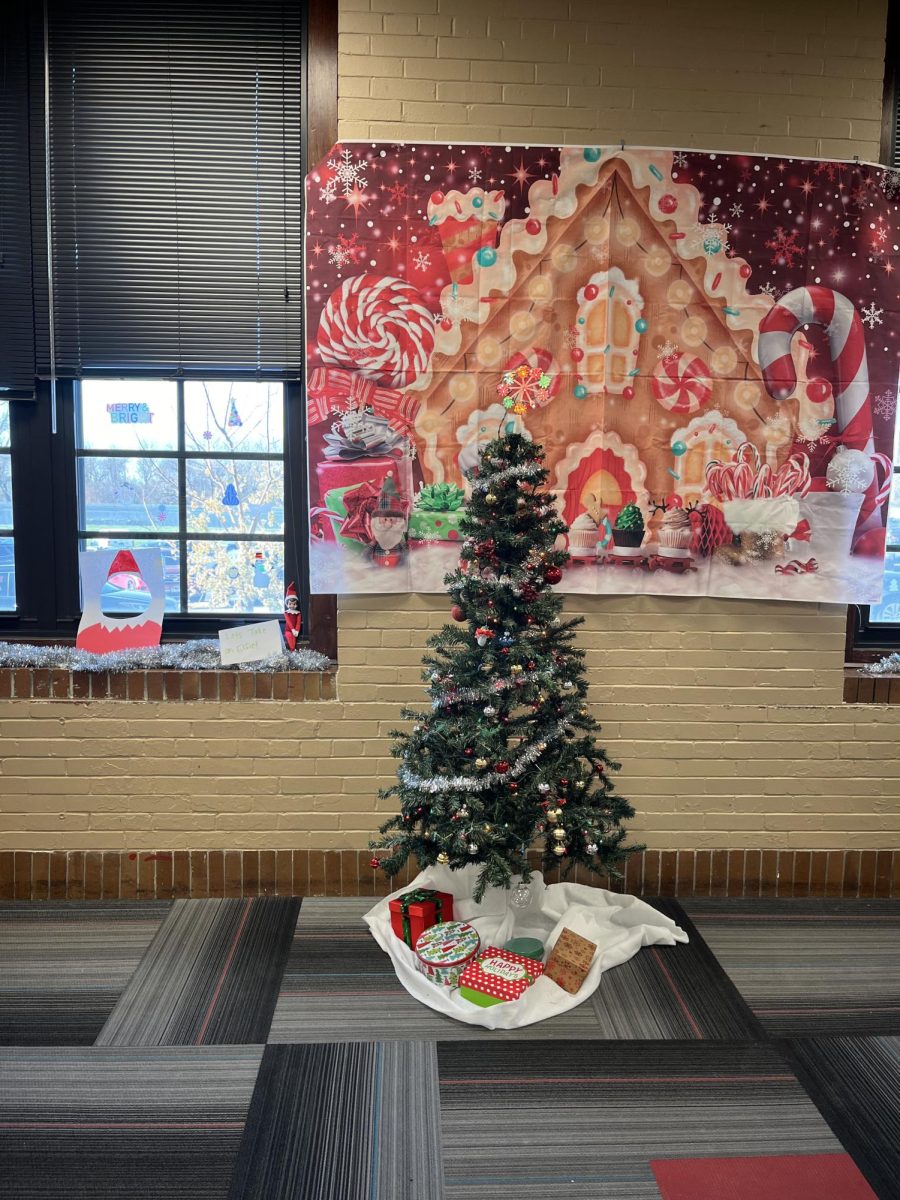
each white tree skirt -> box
[364,865,688,1029]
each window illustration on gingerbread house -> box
[305,142,898,603]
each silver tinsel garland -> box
[470,463,543,493]
[399,715,575,793]
[433,667,552,708]
[0,640,331,674]
[861,652,900,676]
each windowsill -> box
[0,666,335,702]
[843,665,900,704]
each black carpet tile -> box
[683,900,900,1036]
[97,898,301,1046]
[228,1041,444,1200]
[0,901,171,1046]
[436,1040,853,1200]
[0,1045,262,1200]
[786,1036,900,1200]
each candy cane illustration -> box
[758,285,885,551]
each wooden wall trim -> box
[2,849,896,900]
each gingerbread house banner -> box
[305,142,899,603]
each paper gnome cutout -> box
[305,142,900,604]
[76,547,165,653]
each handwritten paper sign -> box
[218,619,284,666]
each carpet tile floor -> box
[0,896,898,1199]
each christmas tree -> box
[371,431,642,901]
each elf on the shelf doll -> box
[283,581,302,650]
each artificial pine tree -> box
[371,431,642,901]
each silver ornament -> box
[467,842,478,854]
[510,880,531,908]
[586,842,598,854]
[483,705,497,716]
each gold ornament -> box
[510,664,523,675]
[575,780,586,790]
[475,757,488,769]
[437,851,449,864]
[553,843,566,857]
[483,823,492,833]
[552,827,566,842]
[547,807,561,824]
[485,492,497,503]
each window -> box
[76,380,286,617]
[0,403,14,610]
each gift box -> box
[389,888,455,948]
[458,945,544,1007]
[315,453,412,504]
[545,927,597,995]
[414,920,480,986]
[408,482,466,543]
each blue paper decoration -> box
[222,484,240,506]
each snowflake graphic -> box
[319,177,338,205]
[874,390,897,421]
[730,203,743,218]
[861,302,884,330]
[687,221,730,257]
[387,182,408,204]
[328,245,351,269]
[413,250,431,272]
[880,167,900,198]
[798,435,823,453]
[673,151,688,168]
[337,233,363,263]
[327,147,368,197]
[759,282,778,298]
[657,340,679,363]
[827,453,871,494]
[765,226,804,268]
[468,166,483,183]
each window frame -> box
[0,377,309,640]
[847,2,900,658]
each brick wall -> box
[1,0,898,876]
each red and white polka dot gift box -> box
[458,945,544,1008]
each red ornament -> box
[495,760,509,774]
[739,263,752,279]
[509,782,518,792]
[464,747,473,756]
[623,386,635,400]
[571,347,584,362]
[440,318,453,331]
[430,190,445,205]
[544,565,563,584]
[583,283,599,301]
[525,218,541,235]
[451,604,465,621]
[658,193,678,215]
[369,857,381,869]
[559,779,568,786]
[806,377,831,404]
[527,660,536,669]
[521,585,538,602]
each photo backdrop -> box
[305,142,900,603]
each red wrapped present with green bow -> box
[389,887,455,948]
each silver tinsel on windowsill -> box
[0,640,332,674]
[861,653,900,676]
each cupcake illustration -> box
[612,503,645,556]
[569,511,600,559]
[657,506,693,556]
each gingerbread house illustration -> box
[410,148,824,534]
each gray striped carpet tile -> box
[683,899,900,1036]
[268,897,756,1043]
[436,1040,849,1200]
[228,1040,444,1200]
[0,1045,262,1200]
[97,897,301,1047]
[786,1036,900,1200]
[0,901,170,1046]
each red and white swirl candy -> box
[758,286,880,551]
[651,352,712,415]
[317,274,436,389]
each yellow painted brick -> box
[374,76,437,101]
[437,35,504,60]
[417,15,453,36]
[342,97,403,121]
[382,13,418,34]
[341,12,383,34]
[403,56,470,80]
[437,80,501,103]
[338,32,370,54]
[340,53,404,78]
[370,33,436,57]
[401,100,470,123]
[369,0,436,9]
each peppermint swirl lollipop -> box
[317,274,436,389]
[651,351,712,415]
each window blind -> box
[42,0,303,379]
[0,6,39,398]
